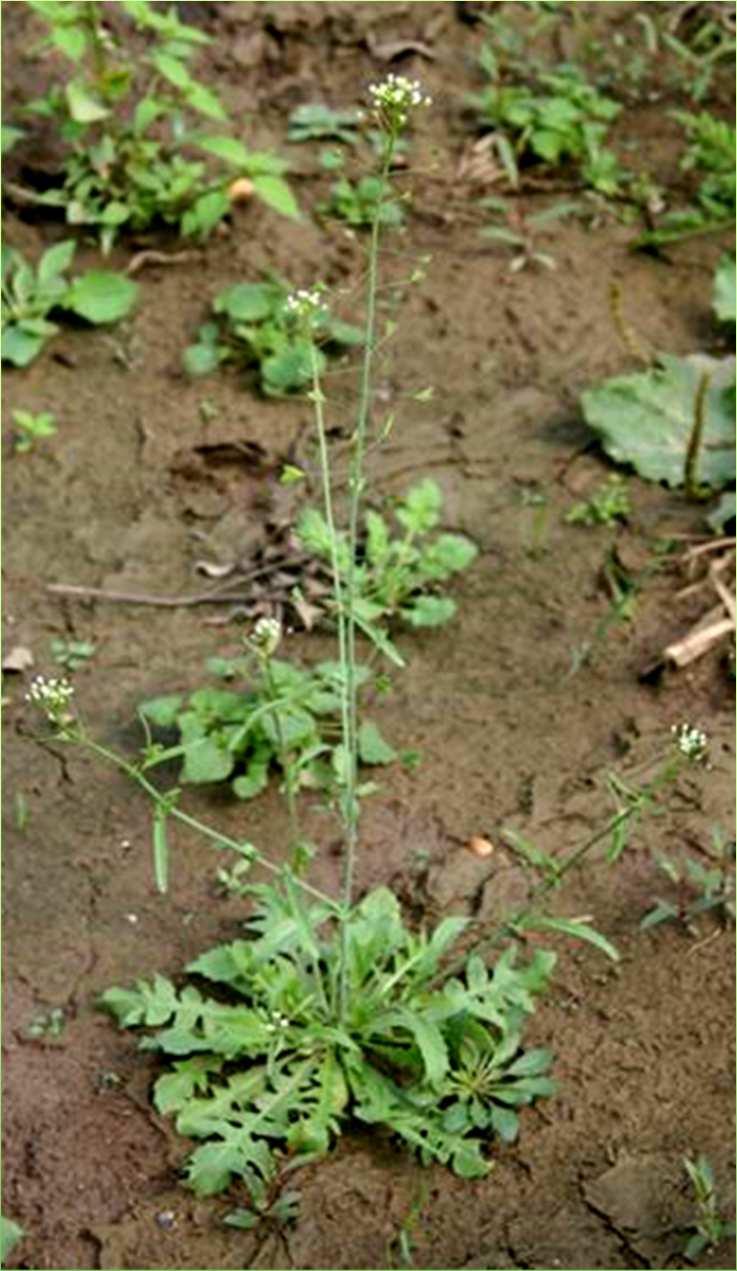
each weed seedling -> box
[468,65,627,195]
[297,479,478,631]
[636,110,735,247]
[287,103,363,146]
[138,626,396,809]
[12,409,57,453]
[1,240,137,366]
[51,638,96,672]
[321,175,405,228]
[479,198,581,271]
[184,279,363,396]
[642,820,735,934]
[28,1007,66,1039]
[565,475,631,527]
[680,1155,736,1261]
[16,0,298,250]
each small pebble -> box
[155,1211,176,1230]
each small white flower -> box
[25,675,75,726]
[368,73,431,133]
[250,616,282,658]
[284,287,325,323]
[671,722,709,762]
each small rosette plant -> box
[99,888,556,1203]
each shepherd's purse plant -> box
[23,76,715,1224]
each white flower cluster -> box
[368,74,432,131]
[250,616,282,658]
[25,675,75,724]
[284,288,324,322]
[671,722,709,762]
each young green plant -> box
[1,240,137,366]
[17,0,298,251]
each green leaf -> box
[490,1104,519,1142]
[1,1216,24,1261]
[154,1055,224,1115]
[1,325,46,367]
[640,900,679,930]
[223,1208,260,1230]
[214,282,277,322]
[150,50,192,89]
[713,254,736,325]
[52,22,87,61]
[232,756,270,799]
[365,510,390,566]
[181,736,235,784]
[1,125,25,153]
[519,914,620,961]
[37,240,76,286]
[581,354,736,490]
[403,596,456,627]
[139,695,184,727]
[251,174,300,220]
[133,96,165,135]
[195,134,251,166]
[185,81,228,121]
[180,189,230,239]
[451,1139,489,1178]
[379,1009,449,1087]
[423,534,478,577]
[64,272,138,324]
[506,1047,554,1078]
[706,490,736,533]
[184,1138,249,1196]
[358,720,397,766]
[98,974,179,1027]
[65,80,109,123]
[183,341,224,376]
[396,479,443,533]
[287,103,362,144]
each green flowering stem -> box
[434,747,693,985]
[337,136,397,1018]
[68,728,338,909]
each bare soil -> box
[2,4,735,1269]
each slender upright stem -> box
[343,148,396,846]
[335,139,396,1017]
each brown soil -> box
[2,4,735,1269]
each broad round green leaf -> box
[64,271,138,324]
[581,354,736,489]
